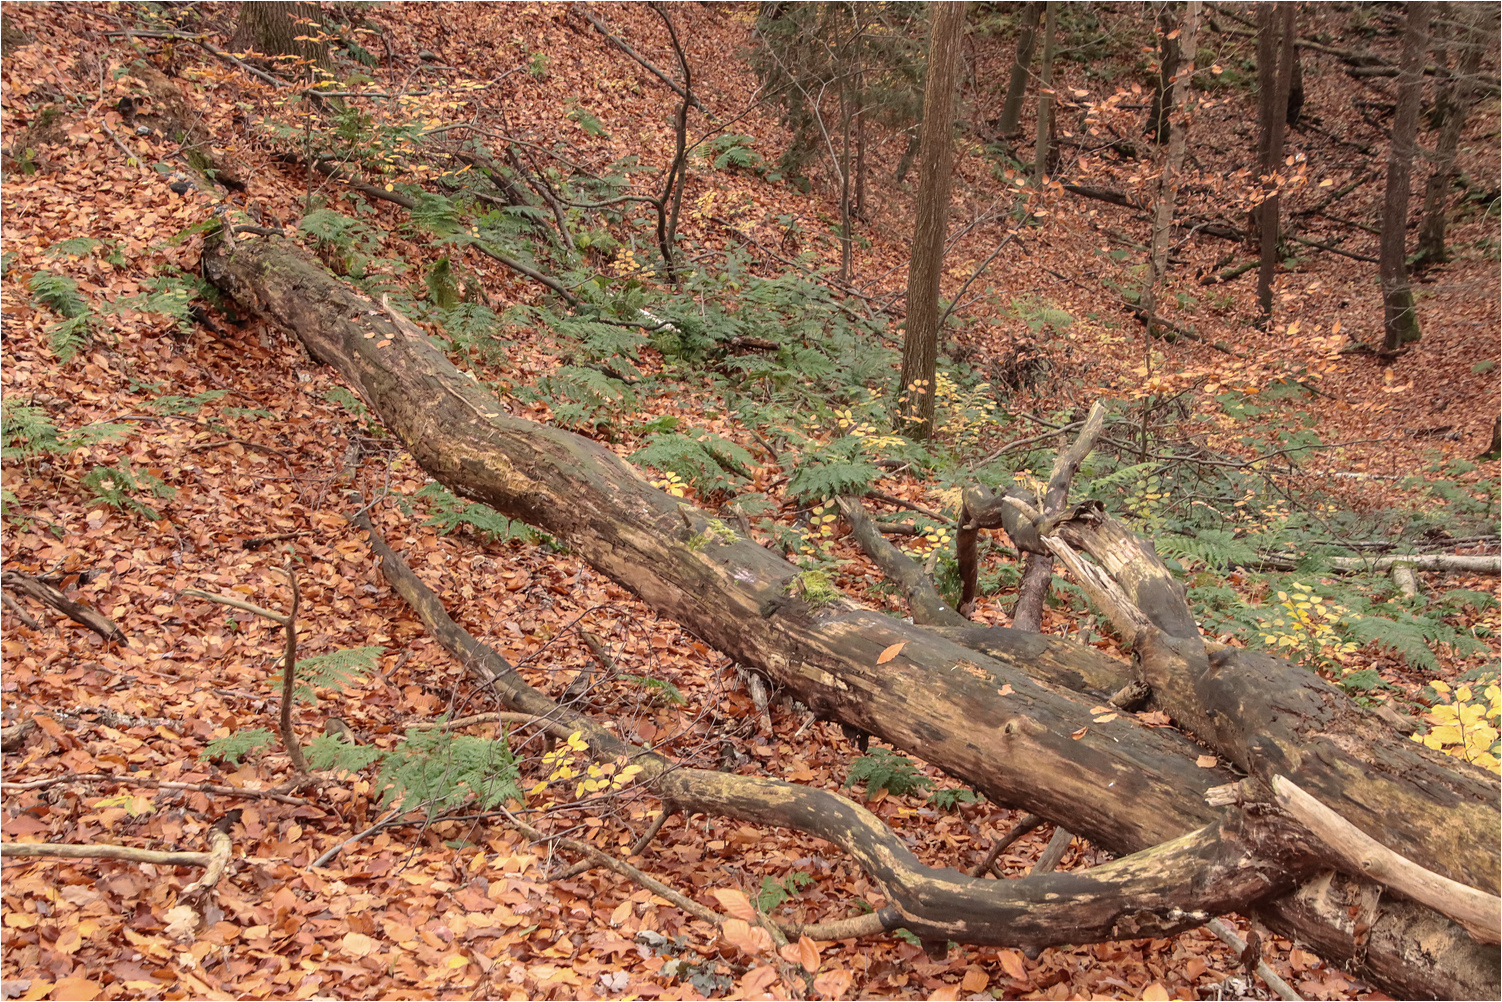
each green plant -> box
[621,674,686,706]
[299,208,382,277]
[567,104,609,138]
[756,872,815,911]
[28,270,94,360]
[272,645,383,705]
[634,433,754,497]
[844,747,932,799]
[306,734,385,773]
[699,133,763,172]
[82,461,174,520]
[409,482,537,543]
[1,401,129,463]
[376,726,523,815]
[203,728,275,765]
[928,787,982,810]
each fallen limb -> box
[1272,775,1502,945]
[3,842,213,866]
[205,232,1499,998]
[2,570,126,643]
[0,772,311,806]
[346,502,1315,951]
[573,2,710,114]
[1205,917,1304,1001]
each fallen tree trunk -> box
[203,233,1500,998]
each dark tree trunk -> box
[1032,1,1057,184]
[1140,0,1200,339]
[1146,2,1181,145]
[230,1,331,75]
[898,1,967,440]
[997,1,1043,139]
[1257,4,1295,326]
[204,232,1501,1000]
[1380,2,1435,352]
[1415,4,1492,266]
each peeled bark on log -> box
[203,233,1500,999]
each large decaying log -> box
[204,233,1501,999]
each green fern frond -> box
[376,727,522,815]
[203,728,275,765]
[296,646,383,694]
[28,270,89,318]
[306,735,384,772]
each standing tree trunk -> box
[1380,2,1435,352]
[1247,3,1276,248]
[1416,4,1491,266]
[1256,4,1296,327]
[1139,1,1201,339]
[897,1,966,440]
[839,77,854,286]
[1032,1,1057,185]
[997,1,1043,139]
[230,1,331,75]
[1146,2,1181,145]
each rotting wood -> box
[204,233,1501,999]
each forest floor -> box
[1,3,1498,1001]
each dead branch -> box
[2,570,126,643]
[573,3,710,114]
[1272,775,1502,945]
[0,772,311,806]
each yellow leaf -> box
[876,642,906,665]
[1196,755,1219,768]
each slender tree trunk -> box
[1248,3,1276,247]
[1380,2,1434,352]
[1147,2,1181,145]
[897,1,966,440]
[1416,4,1490,265]
[855,63,867,220]
[839,80,854,286]
[1140,1,1200,339]
[998,1,1043,139]
[1256,4,1295,326]
[1285,33,1304,126]
[1032,2,1057,185]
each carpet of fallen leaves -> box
[1,3,1497,1001]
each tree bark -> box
[998,2,1043,139]
[229,1,331,75]
[1146,2,1181,145]
[1032,1,1057,185]
[1140,1,1201,338]
[203,233,1501,999]
[897,1,966,440]
[1257,4,1295,326]
[1380,2,1434,352]
[1416,4,1492,266]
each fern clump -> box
[274,646,384,705]
[377,727,523,815]
[82,462,174,521]
[410,482,535,543]
[634,433,754,496]
[845,748,932,799]
[203,728,275,765]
